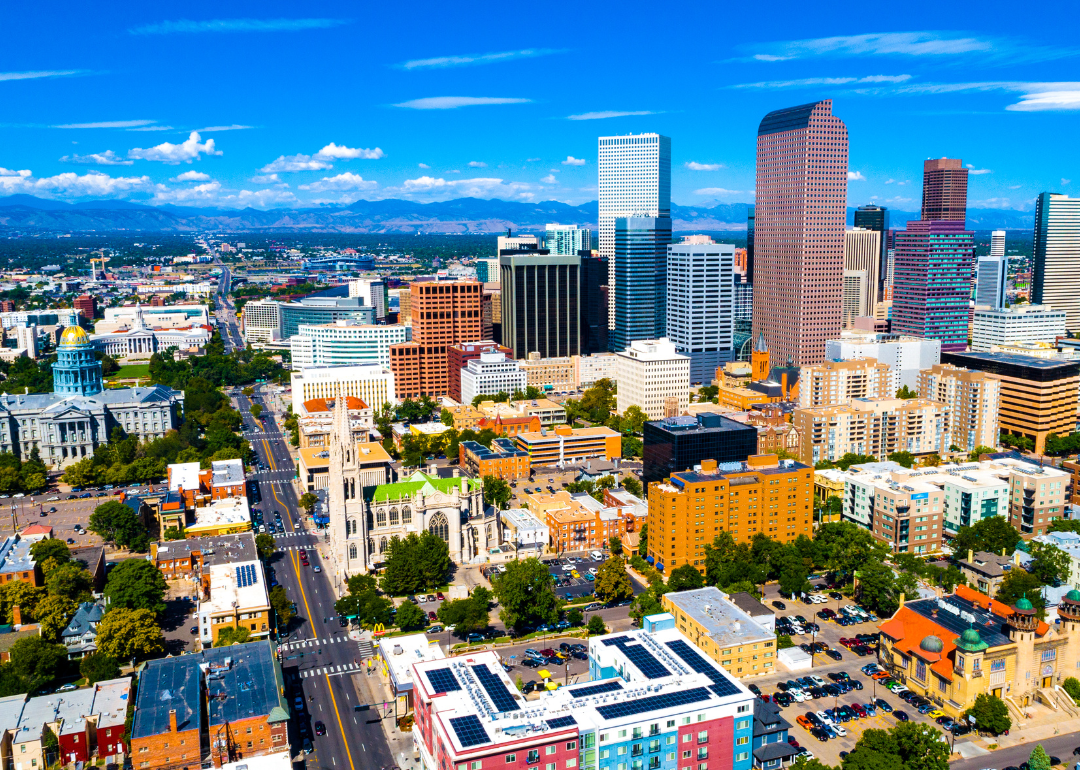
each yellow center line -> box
[262,437,317,640]
[325,674,357,770]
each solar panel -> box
[449,715,491,748]
[666,640,742,697]
[568,680,624,698]
[601,635,630,646]
[622,644,670,680]
[596,687,712,720]
[425,668,461,694]
[546,715,577,729]
[471,664,521,712]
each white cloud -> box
[562,156,586,166]
[541,174,558,184]
[174,170,211,182]
[685,162,724,171]
[567,110,655,121]
[848,171,866,181]
[316,143,384,160]
[1008,185,1022,190]
[54,120,157,129]
[885,178,896,184]
[130,18,349,35]
[884,196,914,204]
[965,164,992,175]
[1008,90,1080,111]
[231,188,301,207]
[399,49,561,69]
[0,168,32,178]
[260,154,333,173]
[297,173,377,192]
[59,150,133,166]
[394,96,531,110]
[0,169,152,198]
[468,161,487,168]
[150,181,223,204]
[693,187,747,196]
[193,125,254,132]
[0,70,85,82]
[418,163,430,169]
[127,125,174,132]
[1064,178,1073,186]
[128,132,221,164]
[745,32,995,61]
[731,74,913,89]
[250,174,282,184]
[395,175,536,201]
[526,157,541,162]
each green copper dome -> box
[954,625,989,653]
[919,635,944,653]
[1015,595,1034,611]
[1067,589,1080,603]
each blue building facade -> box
[53,326,103,396]
[611,216,671,353]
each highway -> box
[215,287,397,770]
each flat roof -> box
[0,535,35,576]
[299,441,391,471]
[378,633,445,692]
[517,426,620,443]
[155,532,258,566]
[500,507,547,532]
[190,496,251,531]
[92,677,133,729]
[132,654,202,739]
[645,412,756,435]
[663,588,774,648]
[0,693,26,737]
[204,642,288,726]
[211,459,245,488]
[168,461,201,492]
[943,349,1080,378]
[203,559,269,615]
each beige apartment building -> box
[519,353,576,392]
[917,364,1000,452]
[794,397,950,466]
[798,357,891,408]
[843,227,882,326]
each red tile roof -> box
[955,584,1049,635]
[303,396,369,413]
[879,606,957,682]
[19,524,53,537]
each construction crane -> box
[90,255,110,281]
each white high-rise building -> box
[242,299,280,343]
[614,337,690,420]
[458,351,528,405]
[733,276,753,322]
[825,330,941,394]
[544,224,592,256]
[15,324,37,359]
[665,238,735,384]
[290,321,411,369]
[971,304,1067,352]
[291,363,395,414]
[975,255,1008,310]
[991,229,1006,259]
[843,228,882,325]
[598,133,671,328]
[1033,193,1080,331]
[347,277,388,321]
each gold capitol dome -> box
[59,325,90,346]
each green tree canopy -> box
[379,531,453,595]
[255,533,276,560]
[482,476,513,510]
[951,516,1022,560]
[216,626,253,646]
[594,556,635,604]
[437,594,490,637]
[667,564,705,592]
[1027,745,1052,770]
[1028,540,1071,585]
[622,476,643,498]
[964,693,1011,735]
[9,636,66,692]
[30,539,71,574]
[587,615,607,635]
[88,500,151,552]
[45,563,93,602]
[492,557,560,631]
[35,595,78,642]
[996,570,1047,618]
[394,600,429,632]
[79,653,121,685]
[103,559,168,617]
[269,585,295,626]
[96,608,165,662]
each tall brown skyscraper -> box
[752,99,848,367]
[921,158,968,221]
[389,280,483,398]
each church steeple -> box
[751,331,770,382]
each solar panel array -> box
[546,715,577,729]
[601,635,630,646]
[666,640,740,697]
[449,715,490,748]
[235,563,258,587]
[425,667,461,694]
[568,680,624,698]
[471,664,521,712]
[621,644,671,680]
[596,687,712,720]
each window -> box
[666,737,675,746]
[915,659,927,682]
[682,735,690,743]
[600,751,609,760]
[600,735,608,743]
[1043,649,1058,662]
[506,756,517,764]
[682,751,691,759]
[736,753,749,762]
[649,741,660,753]
[737,704,749,714]
[991,659,1007,673]
[528,751,540,764]
[567,743,577,751]
[547,764,556,770]
[566,761,577,769]
[697,732,708,744]
[547,747,557,756]
[736,737,749,746]
[618,747,627,756]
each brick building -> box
[0,534,41,587]
[459,438,531,480]
[476,413,541,437]
[74,294,97,320]
[390,281,483,398]
[447,340,510,402]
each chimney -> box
[453,468,460,477]
[968,549,974,564]
[428,464,437,475]
[12,605,21,626]
[168,709,178,733]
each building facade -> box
[975,253,1008,310]
[611,217,671,353]
[642,413,759,486]
[278,296,375,339]
[447,341,511,403]
[794,397,950,465]
[290,363,395,414]
[241,299,281,343]
[615,338,690,420]
[917,364,1000,452]
[514,425,622,466]
[289,321,410,369]
[843,228,882,326]
[971,304,1067,352]
[666,239,736,383]
[662,588,777,679]
[499,252,581,359]
[797,358,891,408]
[581,255,609,355]
[544,224,592,255]
[921,158,969,221]
[853,205,889,300]
[459,352,528,405]
[347,276,388,320]
[752,100,848,367]
[825,330,941,393]
[1032,193,1080,331]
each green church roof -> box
[954,625,989,652]
[366,471,482,503]
[1015,594,1034,611]
[1067,589,1080,603]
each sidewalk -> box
[956,701,1080,754]
[351,630,418,769]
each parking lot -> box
[0,485,163,546]
[488,638,594,697]
[481,554,644,604]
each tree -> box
[968,445,997,461]
[492,557,560,631]
[440,408,454,427]
[163,527,185,541]
[216,626,253,646]
[437,595,490,636]
[0,580,45,625]
[250,403,263,419]
[888,451,916,469]
[964,693,1011,735]
[608,536,622,556]
[269,585,295,625]
[30,539,70,574]
[623,476,643,498]
[841,728,904,770]
[1028,745,1052,770]
[1029,540,1071,585]
[1065,677,1080,704]
[922,453,942,468]
[896,385,918,399]
[565,608,583,626]
[638,522,648,557]
[35,595,77,641]
[255,533,276,560]
[622,436,643,458]
[949,516,1021,561]
[88,500,150,552]
[96,608,165,662]
[587,615,607,635]
[621,405,648,434]
[79,653,121,685]
[45,563,93,602]
[667,564,705,592]
[104,559,167,617]
[298,493,318,514]
[482,476,513,510]
[855,560,908,617]
[334,576,394,628]
[9,636,66,692]
[394,600,429,632]
[380,531,453,595]
[593,556,635,604]
[996,570,1047,618]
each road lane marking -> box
[326,675,357,770]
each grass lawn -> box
[107,363,152,381]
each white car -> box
[816,711,834,726]
[590,551,604,560]
[588,568,599,576]
[562,565,574,572]
[790,690,806,702]
[46,496,59,501]
[832,725,847,737]
[808,675,826,687]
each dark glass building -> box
[580,253,609,354]
[642,413,759,486]
[853,204,889,299]
[499,251,581,359]
[611,216,670,353]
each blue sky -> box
[1,0,1078,211]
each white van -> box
[590,551,605,560]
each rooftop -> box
[942,349,1080,375]
[202,558,269,616]
[516,425,621,443]
[663,589,775,647]
[155,531,259,566]
[377,633,445,692]
[0,535,35,576]
[211,459,245,488]
[500,507,547,532]
[168,461,202,492]
[956,550,1014,578]
[646,412,756,435]
[189,495,250,533]
[0,693,26,738]
[367,470,480,503]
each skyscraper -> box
[975,254,1007,310]
[544,224,592,256]
[921,158,969,221]
[891,220,974,351]
[598,133,671,330]
[853,204,889,299]
[991,229,1006,259]
[1032,193,1080,332]
[611,216,671,353]
[843,227,882,325]
[752,99,848,367]
[499,252,581,359]
[665,237,735,383]
[745,205,755,285]
[580,255,609,354]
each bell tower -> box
[1006,595,1039,703]
[1057,590,1080,683]
[751,332,770,382]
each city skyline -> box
[1,2,1078,210]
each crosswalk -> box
[279,635,352,652]
[300,662,364,679]
[276,542,315,550]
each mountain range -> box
[0,194,1036,233]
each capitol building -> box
[0,326,184,468]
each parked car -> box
[894,710,909,722]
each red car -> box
[851,703,867,718]
[299,549,307,557]
[839,638,854,648]
[436,592,446,601]
[301,557,309,566]
[428,611,438,621]
[540,648,557,658]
